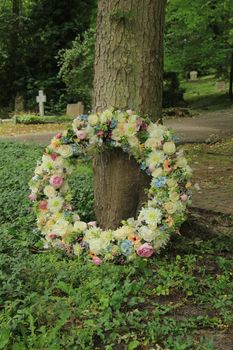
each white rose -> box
[73,221,87,232]
[58,145,73,158]
[164,201,177,214]
[88,114,99,126]
[138,226,156,242]
[148,124,165,140]
[44,185,56,198]
[113,226,133,240]
[163,142,176,155]
[145,138,161,149]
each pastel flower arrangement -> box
[29,108,192,264]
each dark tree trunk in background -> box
[93,0,166,229]
[229,52,233,99]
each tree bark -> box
[229,52,233,99]
[92,0,166,229]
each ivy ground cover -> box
[0,141,232,350]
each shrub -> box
[13,114,75,124]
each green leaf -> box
[0,328,10,349]
[128,340,140,350]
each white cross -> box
[36,90,47,116]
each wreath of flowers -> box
[29,108,192,265]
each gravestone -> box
[190,71,198,81]
[66,101,84,117]
[15,94,24,112]
[215,81,226,92]
[36,90,47,116]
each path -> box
[0,108,232,144]
[1,108,233,215]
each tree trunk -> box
[229,52,233,99]
[93,0,166,229]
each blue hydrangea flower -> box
[110,119,117,128]
[153,176,167,188]
[79,114,88,121]
[140,162,147,171]
[120,240,133,256]
[173,135,180,144]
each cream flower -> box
[169,190,180,202]
[52,218,71,236]
[74,221,87,232]
[113,226,134,240]
[147,124,165,140]
[88,238,109,255]
[138,226,156,242]
[124,122,137,137]
[163,142,176,155]
[88,114,99,126]
[57,145,73,158]
[167,178,177,188]
[138,207,162,226]
[164,201,177,214]
[35,165,43,175]
[44,185,56,198]
[145,138,161,149]
[48,196,64,213]
[176,157,188,168]
[128,136,139,148]
[146,151,165,167]
[151,167,163,178]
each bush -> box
[13,114,75,124]
[163,71,185,108]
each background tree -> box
[0,0,96,114]
[165,0,233,97]
[92,0,167,229]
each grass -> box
[0,141,233,349]
[181,75,233,111]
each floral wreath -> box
[29,108,192,265]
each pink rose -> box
[88,221,97,228]
[92,256,102,265]
[51,153,58,161]
[28,193,37,201]
[56,133,62,139]
[76,130,87,140]
[180,194,188,201]
[48,233,57,240]
[39,200,48,210]
[97,130,104,137]
[137,243,154,258]
[49,175,63,189]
